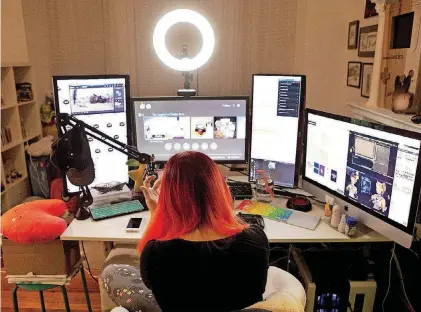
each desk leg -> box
[39,291,46,312]
[287,244,292,272]
[12,286,19,312]
[80,266,93,312]
[61,286,71,312]
[103,241,113,258]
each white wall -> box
[1,0,29,65]
[294,0,378,116]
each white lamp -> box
[153,9,215,72]
[153,9,215,95]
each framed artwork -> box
[359,25,378,57]
[364,0,378,18]
[361,63,374,98]
[347,62,362,88]
[348,21,359,49]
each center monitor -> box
[132,97,249,163]
[303,109,421,248]
[249,74,306,188]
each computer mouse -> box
[411,115,421,124]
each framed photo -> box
[364,0,378,18]
[347,62,362,88]
[348,21,359,49]
[361,63,373,98]
[359,25,378,57]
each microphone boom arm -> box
[55,113,155,208]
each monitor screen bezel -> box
[131,96,250,164]
[52,74,132,194]
[249,73,306,188]
[303,108,421,235]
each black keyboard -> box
[227,181,253,199]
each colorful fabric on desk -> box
[237,200,293,222]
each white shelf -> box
[1,103,17,110]
[1,140,22,152]
[23,132,41,142]
[1,64,41,213]
[18,100,35,106]
[5,174,28,190]
[347,102,421,133]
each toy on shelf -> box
[41,93,58,139]
[3,158,23,184]
[16,82,33,102]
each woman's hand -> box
[139,176,162,213]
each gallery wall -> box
[22,0,298,101]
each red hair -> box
[138,151,246,252]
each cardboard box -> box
[2,239,80,276]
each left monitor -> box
[53,75,131,193]
[132,96,249,163]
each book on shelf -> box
[1,127,12,146]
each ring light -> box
[153,9,215,72]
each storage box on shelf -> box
[1,64,42,212]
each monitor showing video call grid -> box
[132,97,249,163]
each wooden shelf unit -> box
[1,64,42,212]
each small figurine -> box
[40,93,56,126]
[371,181,387,213]
[346,171,359,199]
[41,93,58,139]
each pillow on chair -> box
[1,199,67,244]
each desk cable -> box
[393,246,416,312]
[81,241,98,283]
[382,243,416,312]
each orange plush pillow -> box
[1,199,67,244]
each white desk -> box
[61,197,389,244]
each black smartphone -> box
[126,218,143,232]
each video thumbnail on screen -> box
[191,117,214,139]
[214,117,237,139]
[143,117,191,140]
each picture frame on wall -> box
[348,21,359,49]
[358,25,378,57]
[364,0,378,18]
[361,63,374,98]
[347,62,362,88]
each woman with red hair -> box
[138,151,269,311]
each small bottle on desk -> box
[330,204,341,228]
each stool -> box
[11,265,92,312]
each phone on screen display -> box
[126,218,143,232]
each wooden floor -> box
[1,269,102,312]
